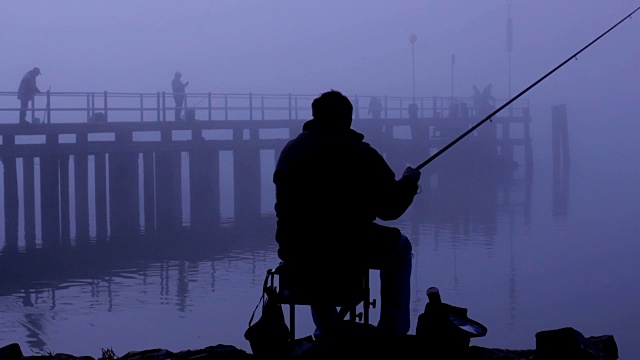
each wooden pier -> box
[0,91,533,247]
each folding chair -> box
[266,262,377,341]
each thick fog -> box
[3,1,640,157]
[1,0,640,358]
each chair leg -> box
[289,304,296,342]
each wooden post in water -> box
[2,138,19,248]
[74,134,90,240]
[155,130,182,231]
[22,156,36,247]
[189,130,220,233]
[109,132,140,238]
[94,153,108,240]
[59,154,71,242]
[40,134,61,245]
[143,152,156,233]
[552,104,570,169]
[233,128,261,222]
[552,104,570,220]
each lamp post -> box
[408,33,417,103]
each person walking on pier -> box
[273,90,421,338]
[172,71,189,121]
[17,67,42,124]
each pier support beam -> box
[155,130,182,231]
[2,150,19,250]
[233,129,261,222]
[189,135,220,234]
[40,134,60,245]
[59,155,71,243]
[23,156,36,248]
[143,152,156,233]
[94,153,108,241]
[74,134,90,241]
[109,132,140,238]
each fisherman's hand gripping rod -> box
[415,5,640,171]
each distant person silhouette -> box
[273,90,421,338]
[17,67,42,124]
[368,96,383,119]
[172,71,189,121]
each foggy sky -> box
[2,1,640,158]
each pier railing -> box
[0,91,529,124]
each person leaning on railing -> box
[17,67,42,124]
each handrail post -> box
[354,95,360,120]
[156,92,161,122]
[288,93,292,120]
[261,95,265,120]
[224,94,228,120]
[46,90,51,123]
[399,98,403,119]
[30,95,35,122]
[420,97,424,118]
[384,95,388,119]
[162,91,166,122]
[294,96,298,120]
[91,93,96,116]
[208,92,212,121]
[249,92,253,121]
[103,91,108,121]
[140,94,144,122]
[86,93,91,121]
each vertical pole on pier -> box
[162,91,167,122]
[143,152,156,233]
[384,96,388,119]
[59,154,71,242]
[2,137,19,249]
[294,96,298,120]
[224,95,229,121]
[140,94,144,122]
[288,93,292,120]
[103,91,108,121]
[249,92,253,121]
[23,156,36,248]
[94,153,108,240]
[46,90,51,124]
[74,133,90,241]
[40,134,60,245]
[354,95,360,120]
[208,92,212,121]
[91,93,96,116]
[156,92,161,122]
[86,93,91,121]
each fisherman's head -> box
[32,67,41,76]
[174,71,182,79]
[311,90,353,129]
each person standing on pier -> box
[273,90,421,338]
[17,67,42,124]
[172,71,189,121]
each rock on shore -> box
[0,326,618,360]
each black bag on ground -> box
[244,271,290,358]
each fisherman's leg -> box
[372,233,413,335]
[19,100,28,123]
[174,96,184,121]
[310,304,339,340]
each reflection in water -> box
[1,159,536,356]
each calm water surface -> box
[1,133,639,359]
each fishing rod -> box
[415,5,640,171]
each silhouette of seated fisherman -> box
[273,90,421,339]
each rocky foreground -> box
[0,326,618,360]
